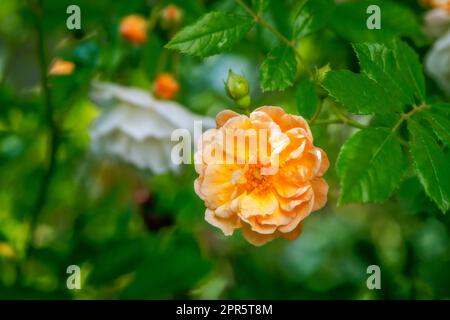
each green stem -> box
[25,0,59,257]
[329,103,368,130]
[147,1,163,33]
[309,100,322,124]
[234,0,313,77]
[310,118,342,126]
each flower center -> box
[243,164,272,193]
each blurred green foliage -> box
[0,0,449,300]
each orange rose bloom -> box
[49,59,75,76]
[120,15,148,45]
[194,107,329,246]
[154,73,180,100]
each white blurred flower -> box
[424,8,450,38]
[89,82,215,173]
[426,30,450,95]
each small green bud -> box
[236,95,251,109]
[225,69,250,100]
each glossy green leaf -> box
[423,106,450,147]
[293,0,335,38]
[408,119,450,213]
[336,128,406,204]
[165,12,254,57]
[296,78,317,119]
[252,0,270,13]
[260,45,297,92]
[353,42,413,106]
[392,40,426,103]
[321,70,402,114]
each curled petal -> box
[311,178,329,211]
[241,222,277,246]
[205,209,240,236]
[216,110,240,128]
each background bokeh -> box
[0,0,449,299]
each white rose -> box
[89,82,215,173]
[426,30,450,95]
[424,8,450,38]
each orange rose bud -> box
[153,73,180,100]
[120,15,148,45]
[48,59,75,76]
[161,5,183,28]
[194,107,329,246]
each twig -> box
[391,104,429,132]
[234,0,313,77]
[329,102,369,130]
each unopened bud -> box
[154,73,180,100]
[225,70,249,100]
[120,15,148,45]
[161,5,183,29]
[49,59,75,76]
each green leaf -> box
[252,0,270,13]
[408,119,450,212]
[296,78,317,119]
[321,70,402,114]
[260,45,297,92]
[293,0,335,38]
[336,128,405,204]
[165,12,254,57]
[423,107,450,147]
[353,42,413,106]
[392,40,426,103]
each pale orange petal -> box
[215,193,245,218]
[278,197,313,233]
[279,221,304,241]
[273,173,311,198]
[241,222,277,246]
[200,164,240,209]
[310,177,329,211]
[216,110,240,128]
[317,148,330,177]
[205,209,240,236]
[239,190,278,218]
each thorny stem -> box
[234,0,313,77]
